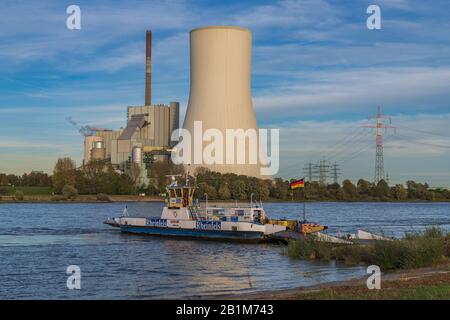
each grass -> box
[288,227,450,271]
[0,186,53,196]
[295,284,450,300]
[292,270,450,300]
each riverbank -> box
[226,263,450,300]
[1,196,449,204]
[0,194,164,203]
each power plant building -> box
[83,26,265,183]
[83,30,180,181]
[110,102,179,166]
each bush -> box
[287,227,448,271]
[0,187,9,195]
[288,238,333,261]
[51,195,68,201]
[96,193,111,202]
[62,185,78,200]
[371,241,408,270]
[14,190,24,201]
[333,244,373,266]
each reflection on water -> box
[0,202,448,299]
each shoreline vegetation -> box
[226,263,450,300]
[230,228,450,300]
[287,227,450,270]
[1,157,450,203]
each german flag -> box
[289,178,305,189]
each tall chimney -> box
[145,30,152,106]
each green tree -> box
[328,182,342,200]
[196,182,217,200]
[375,179,390,198]
[269,178,288,200]
[257,180,270,201]
[148,161,185,193]
[125,162,142,194]
[391,184,408,200]
[52,158,77,194]
[218,184,231,200]
[342,179,357,200]
[357,179,371,196]
[230,179,248,200]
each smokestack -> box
[145,30,152,106]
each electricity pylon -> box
[362,106,396,184]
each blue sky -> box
[1,0,450,186]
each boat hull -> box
[120,225,266,243]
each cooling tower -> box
[182,26,264,178]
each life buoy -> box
[173,211,178,218]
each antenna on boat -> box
[122,205,128,217]
[185,165,190,186]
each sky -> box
[0,0,449,186]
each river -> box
[0,202,449,299]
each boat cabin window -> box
[182,188,189,206]
[212,209,225,216]
[253,210,264,223]
[235,210,245,216]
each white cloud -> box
[253,66,450,119]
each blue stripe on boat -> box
[120,225,264,241]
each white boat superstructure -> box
[104,174,327,242]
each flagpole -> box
[303,190,306,221]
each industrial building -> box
[84,26,265,184]
[183,26,265,178]
[83,30,179,186]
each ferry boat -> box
[104,175,327,242]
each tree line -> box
[1,157,449,202]
[0,172,51,187]
[188,168,450,202]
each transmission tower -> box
[303,161,314,182]
[312,160,330,185]
[362,106,395,184]
[331,162,342,184]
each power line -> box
[320,127,366,160]
[395,124,450,139]
[394,134,450,149]
[330,130,372,162]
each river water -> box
[0,202,449,299]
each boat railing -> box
[199,203,263,209]
[189,205,202,220]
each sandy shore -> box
[217,263,450,300]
